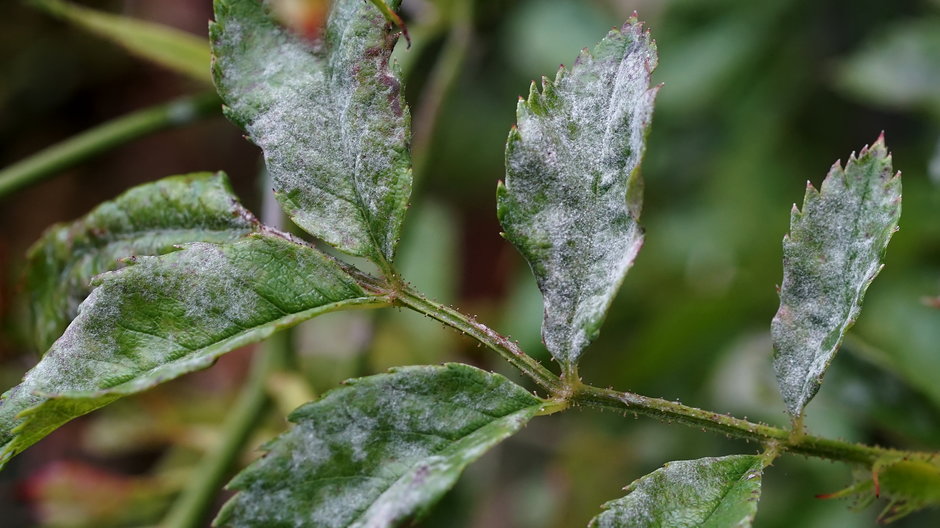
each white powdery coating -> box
[222,365,542,528]
[213,0,411,261]
[0,234,364,455]
[771,140,900,415]
[500,21,658,365]
[29,172,259,352]
[16,242,267,398]
[591,455,763,528]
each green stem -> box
[160,331,290,528]
[395,285,565,396]
[399,286,932,467]
[410,0,473,184]
[572,385,906,465]
[0,92,220,199]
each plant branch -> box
[395,285,565,396]
[398,285,934,467]
[572,385,910,466]
[0,92,220,199]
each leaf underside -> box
[216,363,543,528]
[771,136,901,416]
[210,0,412,265]
[26,172,259,353]
[0,232,375,468]
[589,455,766,528]
[497,17,659,367]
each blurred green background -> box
[2,0,940,526]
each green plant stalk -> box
[397,284,926,467]
[0,92,220,198]
[394,285,565,395]
[410,0,473,184]
[160,330,290,528]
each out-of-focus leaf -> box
[835,18,940,116]
[497,17,658,370]
[0,232,382,468]
[216,363,544,527]
[22,460,173,528]
[856,277,940,412]
[589,455,767,528]
[771,137,901,417]
[30,0,211,83]
[210,0,412,267]
[26,172,259,353]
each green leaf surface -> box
[589,455,766,528]
[0,232,381,468]
[771,137,901,416]
[26,172,259,353]
[496,17,658,368]
[210,0,412,266]
[30,0,211,84]
[216,363,544,528]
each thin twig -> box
[0,92,220,199]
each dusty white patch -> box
[771,139,900,415]
[499,20,658,366]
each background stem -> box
[160,331,289,528]
[410,0,474,184]
[0,92,219,199]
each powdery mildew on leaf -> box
[26,172,259,353]
[772,136,901,416]
[589,455,766,528]
[216,363,544,528]
[0,232,375,467]
[210,0,412,266]
[497,17,658,368]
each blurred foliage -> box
[2,0,940,526]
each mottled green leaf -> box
[496,18,658,369]
[210,0,412,266]
[27,172,259,353]
[0,233,382,468]
[30,0,211,83]
[216,363,544,528]
[835,18,940,116]
[772,137,901,416]
[589,455,767,528]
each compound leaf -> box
[589,455,767,528]
[772,136,901,416]
[216,363,544,528]
[27,172,259,352]
[30,0,211,83]
[210,0,412,267]
[497,17,658,369]
[0,232,382,468]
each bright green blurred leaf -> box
[26,172,259,353]
[30,0,211,83]
[497,17,658,369]
[0,232,381,468]
[836,18,940,116]
[210,0,412,267]
[216,363,544,527]
[589,455,767,528]
[772,137,901,416]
